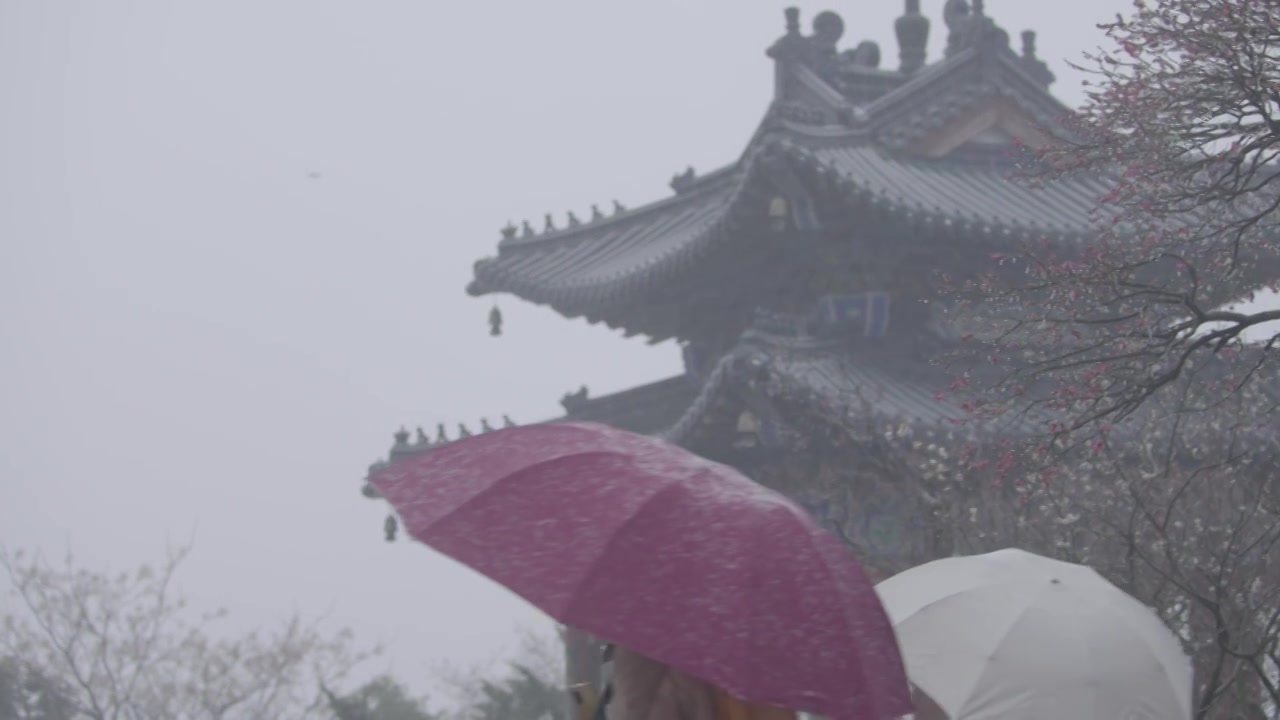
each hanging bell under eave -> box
[734,410,761,449]
[768,196,790,232]
[489,305,503,336]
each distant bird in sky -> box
[307,171,322,179]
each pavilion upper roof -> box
[466,2,1109,341]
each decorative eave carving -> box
[361,416,517,499]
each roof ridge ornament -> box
[810,11,844,78]
[389,427,412,460]
[561,385,590,412]
[1019,30,1056,88]
[846,40,881,69]
[895,0,930,74]
[670,166,697,194]
[944,0,1009,57]
[766,8,845,98]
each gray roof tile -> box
[470,135,1112,310]
[799,143,1111,236]
[559,375,700,435]
[663,332,1041,446]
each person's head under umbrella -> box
[601,644,799,720]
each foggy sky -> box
[2,0,1142,701]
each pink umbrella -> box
[369,422,912,720]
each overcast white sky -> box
[2,0,1138,701]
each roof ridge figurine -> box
[895,0,930,73]
[1019,30,1055,87]
[670,166,697,194]
[943,0,1009,57]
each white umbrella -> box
[875,548,1193,720]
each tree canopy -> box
[0,544,373,720]
[936,2,1280,716]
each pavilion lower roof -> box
[369,325,1033,472]
[366,321,1280,496]
[661,326,1044,448]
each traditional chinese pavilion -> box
[365,0,1106,576]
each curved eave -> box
[468,127,1114,319]
[466,139,790,313]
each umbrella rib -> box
[557,478,787,707]
[908,582,1032,719]
[557,478,688,624]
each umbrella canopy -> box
[874,548,1193,720]
[369,422,912,720]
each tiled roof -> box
[663,330,1041,447]
[465,10,1105,321]
[862,49,1068,150]
[468,166,744,310]
[560,375,700,435]
[659,328,1280,457]
[361,330,997,500]
[789,139,1111,239]
[366,330,1280,495]
[468,130,1113,311]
